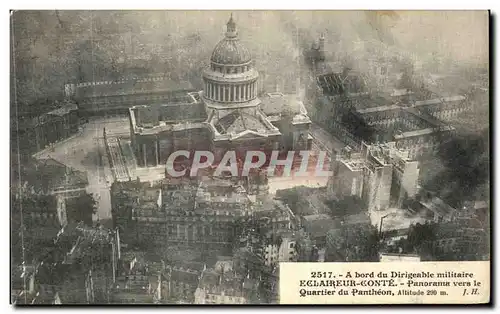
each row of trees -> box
[325,222,379,262]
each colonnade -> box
[204,80,257,102]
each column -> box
[35,128,40,151]
[185,225,189,241]
[142,143,147,167]
[239,85,242,101]
[155,139,159,166]
[176,224,180,238]
[243,84,247,100]
[222,85,226,102]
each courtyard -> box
[32,116,131,220]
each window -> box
[289,242,295,249]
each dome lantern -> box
[226,13,237,38]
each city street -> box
[370,207,427,233]
[310,123,346,156]
[32,116,131,220]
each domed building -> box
[128,15,312,167]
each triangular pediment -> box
[230,129,270,140]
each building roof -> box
[209,109,277,139]
[159,102,207,123]
[414,95,466,107]
[213,110,269,135]
[420,197,457,218]
[403,107,445,128]
[302,214,340,239]
[76,77,194,99]
[171,260,206,272]
[259,93,302,116]
[47,103,79,117]
[34,158,89,190]
[24,102,78,128]
[199,270,221,288]
[170,267,200,285]
[357,104,400,114]
[343,212,371,225]
[200,273,246,298]
[131,100,207,133]
[393,126,454,140]
[391,89,414,97]
[379,253,421,262]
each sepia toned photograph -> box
[10,10,490,305]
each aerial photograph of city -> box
[10,10,489,304]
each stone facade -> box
[128,16,312,168]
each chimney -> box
[319,33,325,61]
[157,272,162,300]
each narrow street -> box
[32,117,130,221]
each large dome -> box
[210,39,252,65]
[202,15,259,106]
[210,15,252,65]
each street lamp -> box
[379,212,398,240]
[379,214,390,235]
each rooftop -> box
[379,253,421,263]
[303,214,340,239]
[75,76,194,99]
[414,95,466,107]
[420,197,457,217]
[259,93,303,116]
[341,158,366,172]
[24,102,79,128]
[393,126,454,140]
[212,109,271,135]
[357,104,400,114]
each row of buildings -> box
[306,34,487,160]
[110,172,293,251]
[328,141,420,211]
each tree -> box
[326,195,366,218]
[67,192,97,225]
[325,223,379,262]
[405,222,437,259]
[397,59,415,91]
[420,129,489,208]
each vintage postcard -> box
[10,10,490,305]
